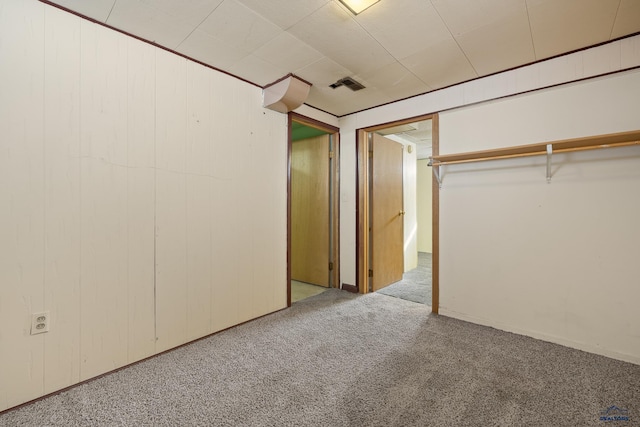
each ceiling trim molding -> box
[36,0,640,118]
[337,65,640,123]
[300,102,337,119]
[264,73,313,90]
[38,0,262,89]
[331,31,640,118]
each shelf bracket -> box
[546,144,553,183]
[433,164,443,189]
[428,158,443,188]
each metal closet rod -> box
[431,141,640,166]
[428,129,640,188]
[429,130,640,167]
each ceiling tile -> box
[288,2,396,77]
[305,86,345,113]
[47,0,640,117]
[179,29,249,71]
[252,33,324,73]
[431,0,527,36]
[306,84,392,116]
[48,0,116,22]
[235,0,330,30]
[611,0,640,39]
[228,54,290,86]
[527,0,619,59]
[455,10,535,76]
[295,57,353,87]
[193,0,282,54]
[411,120,433,143]
[354,0,451,60]
[357,61,432,101]
[401,38,477,90]
[107,0,223,49]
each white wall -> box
[416,159,432,253]
[438,71,640,364]
[403,143,418,272]
[338,34,640,363]
[337,114,358,287]
[339,34,640,287]
[293,104,340,129]
[0,0,287,411]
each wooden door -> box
[371,133,404,291]
[291,135,330,287]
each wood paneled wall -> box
[0,0,287,411]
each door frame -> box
[356,113,439,313]
[287,112,340,307]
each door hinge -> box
[329,262,334,271]
[368,150,373,158]
[368,269,373,277]
[329,151,334,159]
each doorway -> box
[356,114,439,312]
[288,113,340,306]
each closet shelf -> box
[429,129,640,187]
[430,130,640,166]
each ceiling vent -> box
[330,77,365,91]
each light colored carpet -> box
[291,280,328,303]
[1,289,639,426]
[377,252,431,305]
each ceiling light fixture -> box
[338,0,381,15]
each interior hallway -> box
[377,252,432,306]
[291,280,328,303]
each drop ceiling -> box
[46,0,640,116]
[378,119,433,159]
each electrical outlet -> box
[31,311,50,335]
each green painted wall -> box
[292,121,329,141]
